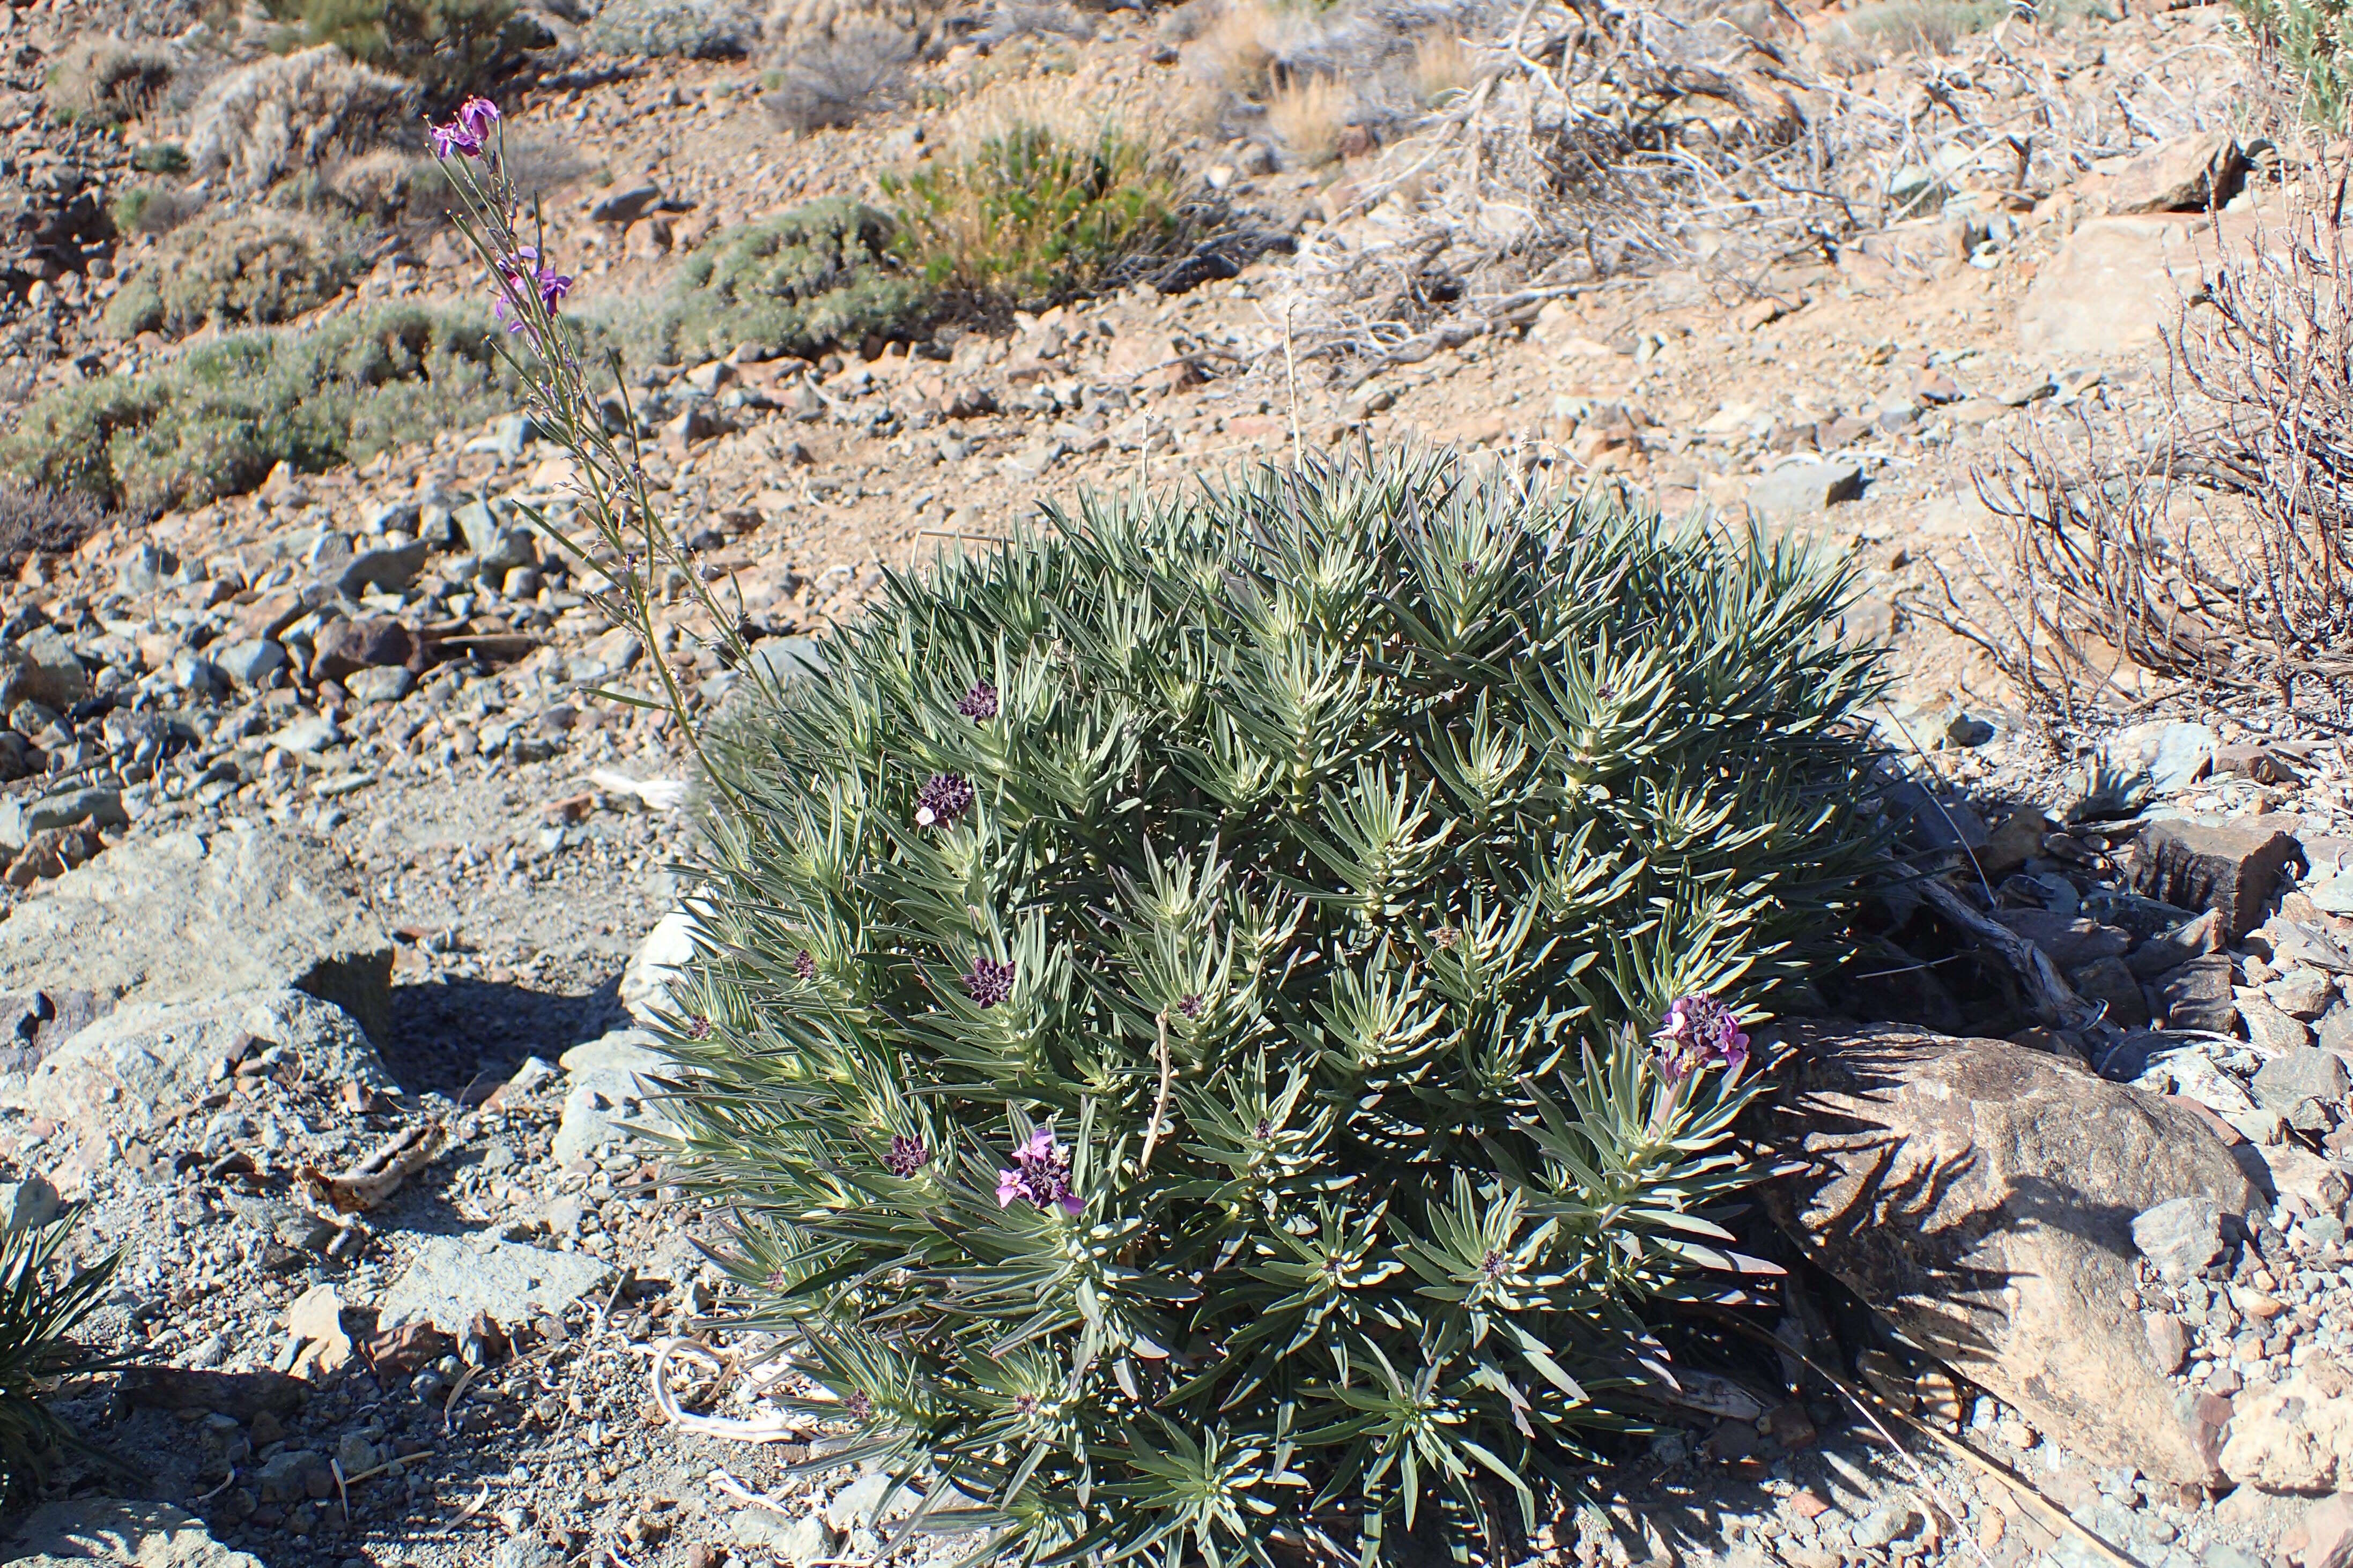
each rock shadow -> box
[381,974,627,1097]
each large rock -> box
[376,1232,613,1337]
[0,827,393,1042]
[0,625,90,710]
[2019,211,2261,359]
[8,1496,262,1566]
[2100,131,2246,214]
[3,989,394,1136]
[2130,817,2300,944]
[620,907,700,1021]
[1760,1023,2263,1486]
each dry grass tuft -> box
[45,40,173,125]
[763,20,915,130]
[1411,33,1476,108]
[1266,72,1354,163]
[186,46,419,195]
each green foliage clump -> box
[884,122,1187,308]
[0,1207,123,1507]
[3,305,513,512]
[662,453,1886,1563]
[262,0,531,101]
[130,143,189,176]
[654,198,931,363]
[2237,0,2353,124]
[101,206,365,340]
[586,0,758,59]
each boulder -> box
[8,1496,262,1566]
[337,539,431,600]
[1745,459,1862,521]
[0,625,88,710]
[0,827,394,1041]
[310,616,417,683]
[620,908,700,1021]
[3,988,393,1137]
[552,1027,676,1165]
[2019,214,2257,359]
[2101,131,2245,214]
[2130,818,2300,943]
[1760,1022,2263,1486]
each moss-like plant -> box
[656,198,931,362]
[0,1207,123,1508]
[653,453,1888,1563]
[2,305,513,511]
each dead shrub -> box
[1919,171,2353,718]
[763,20,915,130]
[46,40,174,125]
[0,483,108,576]
[186,45,420,195]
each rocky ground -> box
[1,0,2351,1563]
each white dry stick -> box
[649,1336,806,1443]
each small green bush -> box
[661,452,1886,1563]
[101,207,365,340]
[586,0,758,58]
[885,121,1187,308]
[653,198,932,362]
[0,1207,123,1507]
[2238,0,2353,124]
[262,0,531,101]
[108,186,198,238]
[130,143,189,176]
[3,305,513,512]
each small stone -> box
[2104,130,2244,214]
[590,184,662,225]
[213,640,288,687]
[2274,970,2341,1021]
[1977,805,2053,879]
[310,618,417,683]
[2133,1195,2225,1282]
[0,1175,59,1232]
[1745,458,1863,519]
[2071,955,2152,1028]
[269,717,342,755]
[337,539,431,599]
[2159,954,2239,1033]
[344,665,415,705]
[1946,711,1996,747]
[2129,909,2225,979]
[2130,818,2299,943]
[2252,1049,2349,1112]
[547,1195,587,1237]
[2102,720,2218,801]
[375,1235,613,1339]
[2145,1312,2190,1372]
[2243,998,2317,1056]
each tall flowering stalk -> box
[426,96,756,800]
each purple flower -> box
[995,1127,1082,1216]
[961,956,1015,1007]
[1178,992,1203,1020]
[793,949,816,980]
[456,94,501,143]
[685,1015,713,1040]
[915,772,974,827]
[491,247,573,337]
[956,680,999,722]
[883,1135,928,1177]
[843,1389,874,1421]
[430,118,482,159]
[1654,992,1751,1083]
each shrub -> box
[761,20,914,130]
[45,40,174,125]
[0,484,108,576]
[130,143,190,176]
[262,0,530,101]
[2,305,513,512]
[109,185,199,237]
[2238,0,2353,124]
[654,198,931,362]
[1265,71,1352,162]
[660,452,1888,1563]
[186,45,420,195]
[885,120,1186,307]
[0,1207,123,1507]
[100,206,365,340]
[587,0,760,57]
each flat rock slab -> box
[9,1496,262,1567]
[0,826,393,1041]
[2,989,393,1139]
[1761,1022,2262,1486]
[376,1233,614,1338]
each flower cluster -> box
[961,956,1015,1007]
[1653,992,1751,1083]
[493,245,573,337]
[792,949,816,980]
[956,680,999,721]
[996,1127,1082,1216]
[430,94,501,160]
[883,1135,929,1177]
[915,771,974,827]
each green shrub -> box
[101,206,365,340]
[2238,0,2353,124]
[262,0,531,101]
[130,143,189,176]
[108,186,198,238]
[884,121,1187,308]
[660,452,1886,1563]
[0,1207,123,1507]
[3,305,513,512]
[653,198,931,362]
[586,0,758,58]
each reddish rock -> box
[310,618,418,683]
[2131,817,2301,943]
